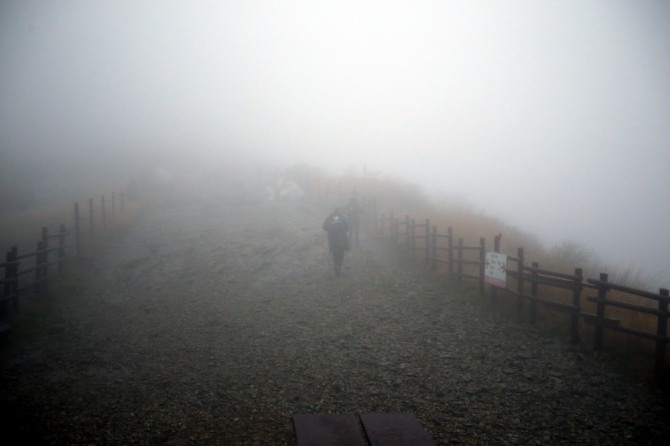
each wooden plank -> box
[360,412,435,446]
[293,413,366,446]
[0,322,11,336]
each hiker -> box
[323,207,350,275]
[344,195,363,247]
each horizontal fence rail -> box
[587,274,669,376]
[1,225,69,323]
[1,183,136,334]
[376,208,670,380]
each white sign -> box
[485,252,507,288]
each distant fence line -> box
[374,209,670,380]
[0,182,139,334]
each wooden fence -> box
[0,184,137,334]
[0,225,70,330]
[377,211,670,380]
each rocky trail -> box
[1,188,669,445]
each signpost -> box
[485,252,507,288]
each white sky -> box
[1,1,669,281]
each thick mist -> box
[1,1,669,282]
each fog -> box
[1,1,669,283]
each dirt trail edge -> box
[2,191,669,445]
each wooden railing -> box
[383,214,487,294]
[376,210,670,379]
[0,183,137,334]
[73,190,129,258]
[1,225,69,329]
[587,274,669,376]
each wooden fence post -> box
[74,202,81,258]
[2,250,13,317]
[655,288,669,379]
[372,198,378,235]
[479,237,485,294]
[1,250,8,319]
[530,262,539,323]
[405,215,410,248]
[3,247,19,313]
[35,240,46,294]
[494,234,502,252]
[40,227,49,292]
[58,224,67,272]
[10,247,18,310]
[431,225,437,271]
[101,194,107,232]
[447,227,454,277]
[111,192,116,219]
[393,218,400,246]
[89,198,94,241]
[517,248,525,314]
[425,219,430,264]
[594,273,609,352]
[571,268,583,344]
[42,224,48,269]
[395,217,401,245]
[457,238,463,281]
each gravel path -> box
[1,190,669,445]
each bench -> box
[293,412,436,446]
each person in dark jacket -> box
[323,207,350,275]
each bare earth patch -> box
[2,190,669,445]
